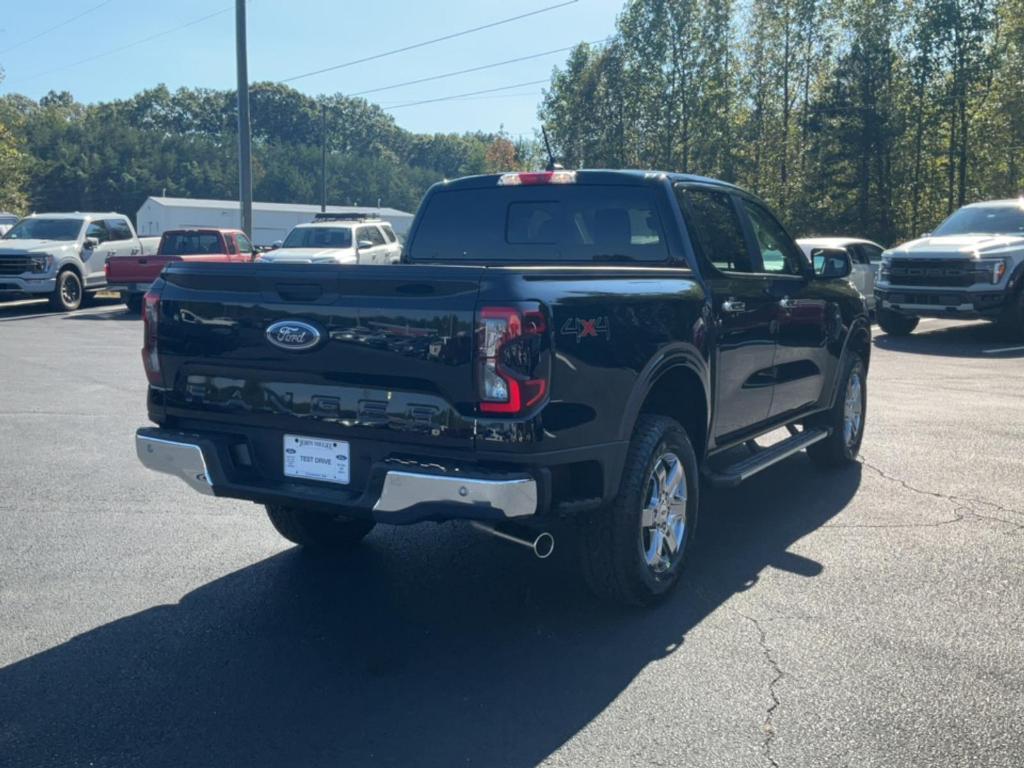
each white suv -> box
[257,219,401,265]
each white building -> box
[135,197,415,246]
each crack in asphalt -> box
[739,610,783,768]
[827,459,1024,534]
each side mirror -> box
[811,247,852,280]
[270,241,282,250]
[84,237,99,249]
[357,239,374,250]
[920,232,931,238]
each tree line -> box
[540,0,1024,245]
[0,78,529,218]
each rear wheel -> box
[124,293,144,314]
[265,505,375,550]
[49,269,82,312]
[877,308,918,336]
[806,354,866,468]
[580,414,699,607]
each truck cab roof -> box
[437,169,747,194]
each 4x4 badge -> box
[560,316,610,342]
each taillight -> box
[141,291,161,385]
[476,304,549,414]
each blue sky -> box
[0,0,622,138]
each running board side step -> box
[704,428,830,488]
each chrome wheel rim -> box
[640,452,687,574]
[61,274,80,307]
[843,369,863,448]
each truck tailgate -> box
[154,263,483,454]
[107,254,174,284]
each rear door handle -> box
[721,299,746,314]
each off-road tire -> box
[806,354,867,468]
[996,287,1024,341]
[877,308,918,336]
[265,505,375,550]
[579,414,699,607]
[49,268,83,312]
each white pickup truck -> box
[0,212,158,311]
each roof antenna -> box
[541,126,563,172]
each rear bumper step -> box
[705,427,830,488]
[134,427,538,522]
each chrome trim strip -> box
[135,434,214,496]
[373,471,537,518]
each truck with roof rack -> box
[874,199,1024,338]
[256,217,401,265]
[133,169,870,606]
[0,212,154,311]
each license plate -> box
[283,434,350,485]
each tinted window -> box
[161,232,223,255]
[409,185,668,262]
[381,225,397,243]
[741,200,807,275]
[282,227,352,248]
[86,221,109,243]
[679,187,751,272]
[861,244,884,262]
[105,219,133,241]
[933,205,1024,236]
[3,218,82,241]
[237,234,253,253]
[357,226,386,247]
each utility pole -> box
[235,0,253,238]
[320,102,327,212]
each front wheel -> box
[806,354,867,468]
[877,308,918,336]
[49,269,83,312]
[579,414,699,607]
[265,505,375,551]
[996,288,1024,341]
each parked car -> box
[134,169,870,606]
[875,199,1024,337]
[255,216,401,265]
[798,237,885,311]
[106,228,255,313]
[0,212,149,311]
[0,212,18,237]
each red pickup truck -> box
[106,228,255,312]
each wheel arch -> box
[828,316,872,409]
[619,348,710,460]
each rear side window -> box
[357,226,386,247]
[408,185,668,262]
[381,225,397,243]
[162,232,223,255]
[105,219,134,241]
[679,187,751,272]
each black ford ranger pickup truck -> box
[135,170,870,606]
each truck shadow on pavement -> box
[874,321,1024,358]
[0,456,860,768]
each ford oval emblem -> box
[265,320,322,351]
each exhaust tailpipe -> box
[470,521,554,560]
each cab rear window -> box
[408,185,668,262]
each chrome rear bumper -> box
[136,433,214,495]
[373,470,537,518]
[135,429,538,519]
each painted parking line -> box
[0,304,126,323]
[982,345,1024,355]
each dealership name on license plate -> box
[283,434,350,485]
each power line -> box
[12,6,232,84]
[0,0,116,55]
[352,38,609,97]
[383,79,550,110]
[280,0,579,84]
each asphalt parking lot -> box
[0,297,1021,768]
